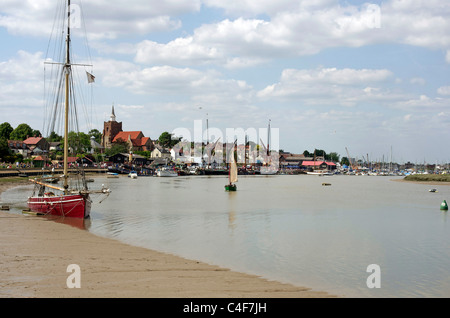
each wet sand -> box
[0,181,334,298]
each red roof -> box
[302,161,323,166]
[24,137,43,145]
[132,136,151,147]
[302,161,336,166]
[113,131,142,143]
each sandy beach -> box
[0,180,333,298]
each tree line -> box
[0,121,102,163]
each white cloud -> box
[410,77,426,85]
[126,1,450,68]
[3,0,448,67]
[203,0,337,17]
[0,50,43,81]
[0,0,201,39]
[257,67,394,106]
[95,58,254,106]
[0,50,44,109]
[394,94,450,111]
[437,86,450,95]
[135,38,222,66]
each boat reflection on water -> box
[47,215,91,231]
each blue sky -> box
[0,0,449,164]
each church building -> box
[102,105,153,152]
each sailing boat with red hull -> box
[27,0,109,218]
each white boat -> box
[306,170,334,176]
[128,171,138,179]
[157,167,178,177]
[260,166,278,175]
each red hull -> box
[27,194,91,218]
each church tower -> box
[102,104,123,149]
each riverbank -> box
[0,180,334,298]
[395,174,450,186]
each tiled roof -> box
[132,136,151,147]
[24,137,43,145]
[112,131,142,142]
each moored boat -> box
[157,167,178,177]
[128,171,138,179]
[260,166,278,175]
[26,0,110,219]
[225,141,238,191]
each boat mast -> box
[63,0,71,193]
[267,119,271,156]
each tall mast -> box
[267,119,271,156]
[63,0,71,193]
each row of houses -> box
[108,146,338,172]
[7,136,105,159]
[8,137,50,158]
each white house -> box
[151,145,171,159]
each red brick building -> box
[102,105,152,152]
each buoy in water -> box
[440,200,448,211]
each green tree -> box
[341,157,350,166]
[158,131,182,148]
[47,131,63,142]
[0,137,10,159]
[314,149,326,159]
[0,122,13,140]
[328,152,340,162]
[134,150,151,158]
[68,131,91,154]
[105,138,129,157]
[9,123,33,141]
[88,129,102,144]
[31,129,41,137]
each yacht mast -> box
[63,0,71,193]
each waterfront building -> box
[101,105,152,152]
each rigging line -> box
[44,3,67,138]
[77,0,96,132]
[45,0,62,60]
[78,0,93,64]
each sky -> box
[0,0,449,164]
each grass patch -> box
[404,174,450,182]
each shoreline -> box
[392,178,450,186]
[0,181,334,298]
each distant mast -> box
[267,119,271,156]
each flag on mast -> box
[86,71,95,83]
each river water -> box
[3,174,450,297]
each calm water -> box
[3,174,450,297]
